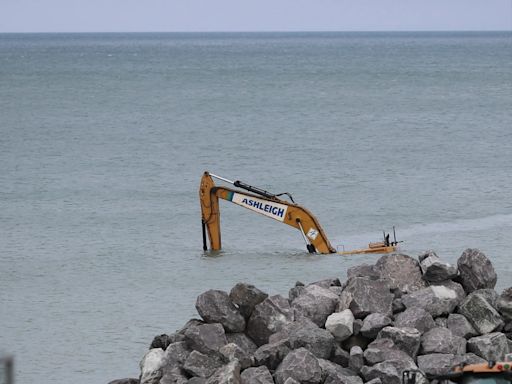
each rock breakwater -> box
[109,249,511,384]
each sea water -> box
[0,32,511,383]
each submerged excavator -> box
[199,171,401,255]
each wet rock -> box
[108,379,139,384]
[226,333,258,355]
[417,353,456,377]
[196,290,246,333]
[361,359,419,384]
[341,277,394,318]
[447,314,478,339]
[392,298,405,314]
[292,285,339,327]
[458,291,504,334]
[467,332,510,361]
[349,346,364,373]
[247,295,293,346]
[319,358,363,384]
[206,360,241,384]
[331,344,350,367]
[140,348,166,384]
[402,285,461,317]
[363,338,414,366]
[497,287,512,322]
[420,327,466,355]
[375,254,426,294]
[253,339,291,370]
[274,348,322,384]
[230,283,268,320]
[394,307,435,334]
[184,323,228,355]
[360,313,393,339]
[220,343,253,370]
[457,249,497,293]
[183,351,225,378]
[240,366,274,384]
[325,309,354,342]
[347,264,380,279]
[377,327,421,358]
[419,254,458,283]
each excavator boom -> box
[199,171,336,254]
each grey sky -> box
[0,0,511,33]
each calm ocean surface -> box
[1,32,511,383]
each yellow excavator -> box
[199,171,401,254]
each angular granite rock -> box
[377,327,421,358]
[363,338,414,366]
[447,314,478,339]
[196,290,246,333]
[226,333,258,355]
[163,341,192,367]
[286,320,335,359]
[253,339,291,371]
[108,380,139,384]
[184,323,227,355]
[240,366,274,384]
[206,360,241,384]
[467,332,510,361]
[361,359,419,384]
[247,295,294,346]
[140,348,166,384]
[183,351,225,378]
[325,309,354,342]
[360,313,393,339]
[419,254,458,283]
[417,354,456,377]
[375,254,426,294]
[341,277,394,318]
[349,346,364,373]
[292,284,339,327]
[229,283,268,320]
[319,358,363,384]
[394,307,435,334]
[457,249,497,293]
[498,287,512,322]
[220,343,253,370]
[402,285,462,317]
[420,327,466,355]
[274,348,322,384]
[347,264,380,280]
[458,291,504,334]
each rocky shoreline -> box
[109,249,512,384]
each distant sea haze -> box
[0,32,511,384]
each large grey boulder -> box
[457,249,497,293]
[360,313,393,339]
[229,283,268,320]
[458,291,504,334]
[447,314,478,339]
[394,307,435,334]
[226,333,258,355]
[363,338,414,366]
[325,309,354,342]
[417,354,456,377]
[286,320,335,359]
[375,254,426,294]
[206,360,241,384]
[347,264,380,279]
[467,332,510,361]
[253,339,291,370]
[402,285,462,317]
[377,327,421,358]
[220,343,253,370]
[196,290,246,333]
[140,348,166,384]
[340,277,394,318]
[247,295,294,346]
[291,285,339,327]
[318,358,363,384]
[420,327,466,355]
[498,287,512,322]
[183,351,225,378]
[274,348,323,384]
[163,341,192,368]
[361,359,419,384]
[240,366,274,384]
[419,253,458,283]
[184,323,227,355]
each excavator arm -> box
[199,171,336,254]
